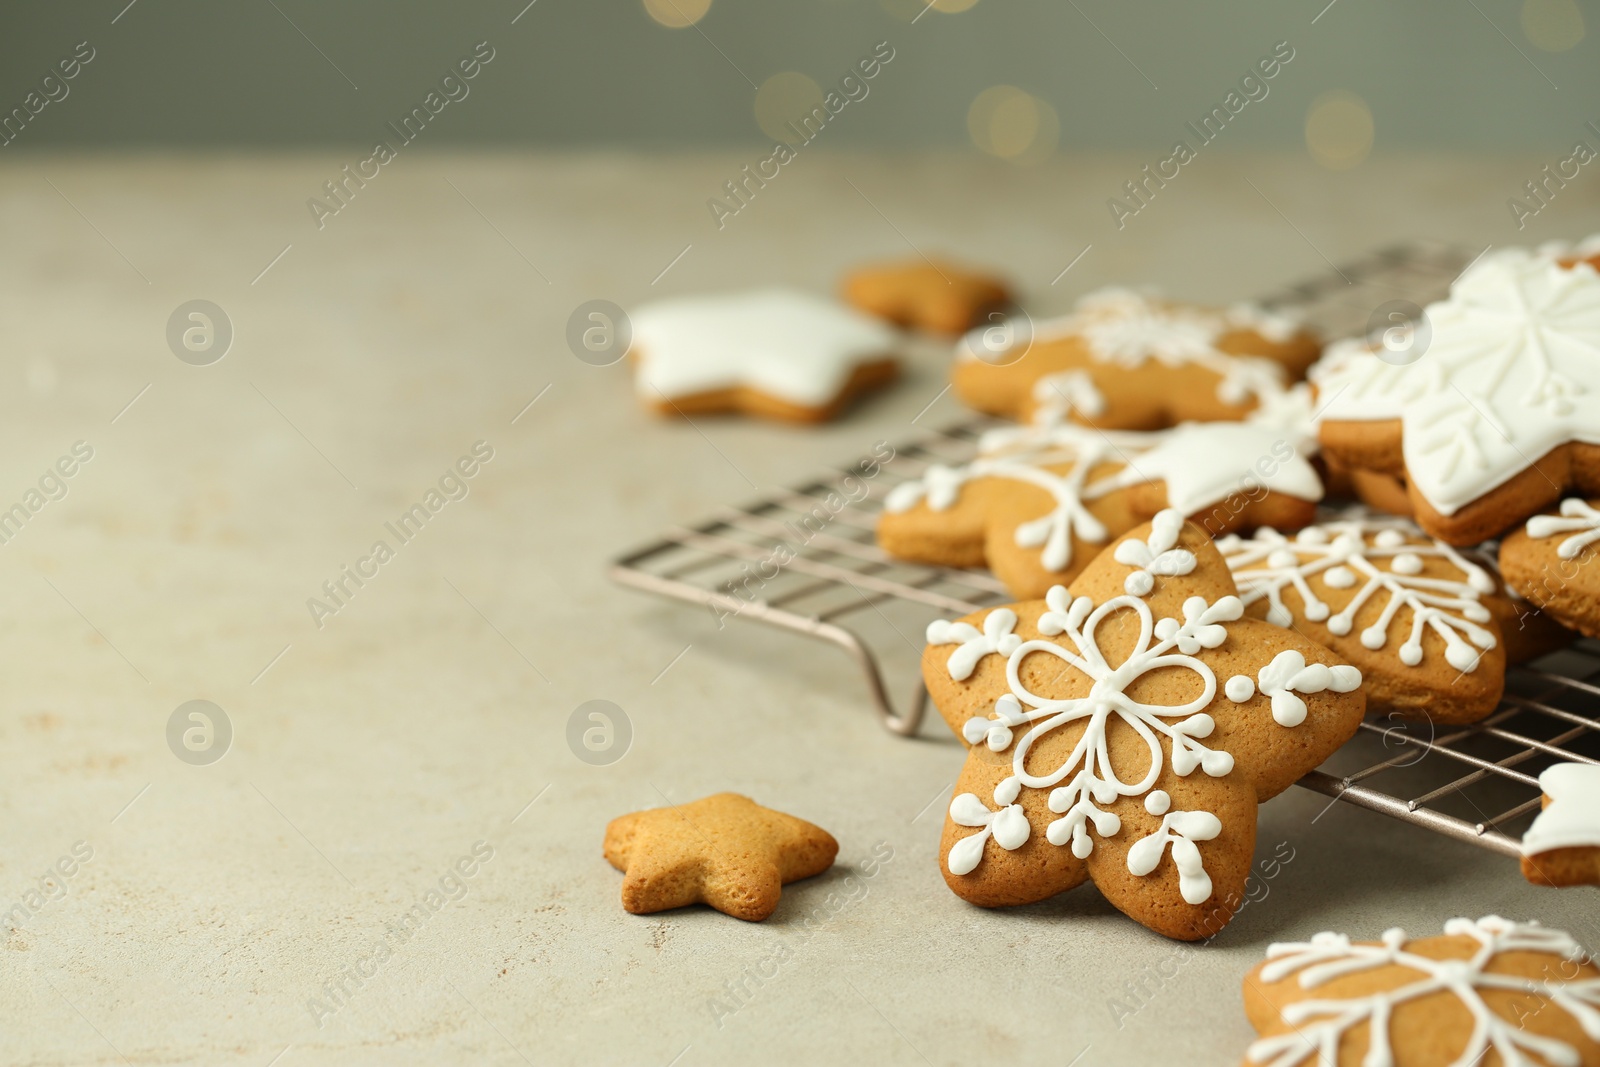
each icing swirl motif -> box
[928,509,1359,905]
[1247,916,1600,1067]
[1313,247,1600,516]
[1526,498,1600,560]
[1522,762,1600,856]
[959,286,1299,407]
[1216,518,1499,672]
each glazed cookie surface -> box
[921,510,1364,940]
[841,257,1012,336]
[1217,516,1511,724]
[879,408,1324,598]
[1521,762,1600,888]
[629,289,900,423]
[1316,242,1600,544]
[1500,498,1600,639]
[952,287,1320,429]
[1242,916,1600,1066]
[603,793,837,920]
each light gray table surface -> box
[1,150,1597,1066]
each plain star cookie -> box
[951,287,1321,429]
[1315,241,1600,544]
[1521,762,1600,888]
[628,289,900,423]
[1217,515,1516,724]
[1500,498,1600,639]
[878,403,1324,599]
[921,510,1364,940]
[1242,916,1600,1067]
[841,257,1013,336]
[603,793,837,920]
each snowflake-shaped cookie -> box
[1316,245,1600,543]
[879,416,1324,599]
[629,289,900,423]
[1218,514,1511,723]
[921,510,1365,940]
[1243,916,1600,1067]
[951,287,1320,429]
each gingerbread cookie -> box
[1316,243,1600,545]
[841,257,1012,336]
[879,406,1324,599]
[603,793,837,920]
[1217,515,1513,724]
[1242,916,1600,1066]
[1500,498,1600,639]
[952,287,1321,428]
[628,289,900,423]
[1521,762,1600,888]
[922,510,1364,940]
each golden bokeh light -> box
[754,72,826,145]
[642,0,712,29]
[879,0,980,23]
[1305,90,1374,171]
[967,86,1059,165]
[1521,0,1585,51]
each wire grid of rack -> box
[610,241,1600,861]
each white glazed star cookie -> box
[628,289,901,423]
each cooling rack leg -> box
[823,626,928,737]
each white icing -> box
[1246,916,1600,1067]
[1527,498,1600,561]
[1313,248,1600,515]
[1112,508,1197,595]
[1217,517,1498,672]
[1522,762,1600,856]
[956,286,1299,408]
[630,289,898,406]
[1229,650,1361,728]
[1031,369,1107,420]
[928,512,1357,901]
[1110,421,1324,514]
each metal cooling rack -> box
[610,241,1600,859]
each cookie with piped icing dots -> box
[1521,762,1600,888]
[1217,516,1518,724]
[628,289,900,423]
[1315,239,1600,545]
[1499,497,1600,639]
[1241,915,1600,1067]
[921,509,1364,940]
[951,287,1321,429]
[841,257,1013,337]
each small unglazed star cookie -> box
[628,289,900,423]
[841,257,1012,336]
[879,411,1324,599]
[952,287,1320,428]
[1500,498,1600,638]
[1316,242,1600,544]
[1217,515,1513,724]
[1521,763,1600,888]
[603,793,837,920]
[1242,916,1600,1066]
[921,510,1364,940]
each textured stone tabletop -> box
[1,150,1596,1066]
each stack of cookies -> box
[876,235,1600,940]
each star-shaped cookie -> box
[922,510,1365,940]
[1316,242,1600,544]
[1242,916,1600,1066]
[879,410,1324,599]
[841,257,1013,336]
[951,287,1321,429]
[603,793,838,920]
[1521,762,1600,888]
[629,289,900,423]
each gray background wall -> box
[0,0,1596,152]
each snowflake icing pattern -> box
[1247,916,1600,1067]
[1217,518,1498,672]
